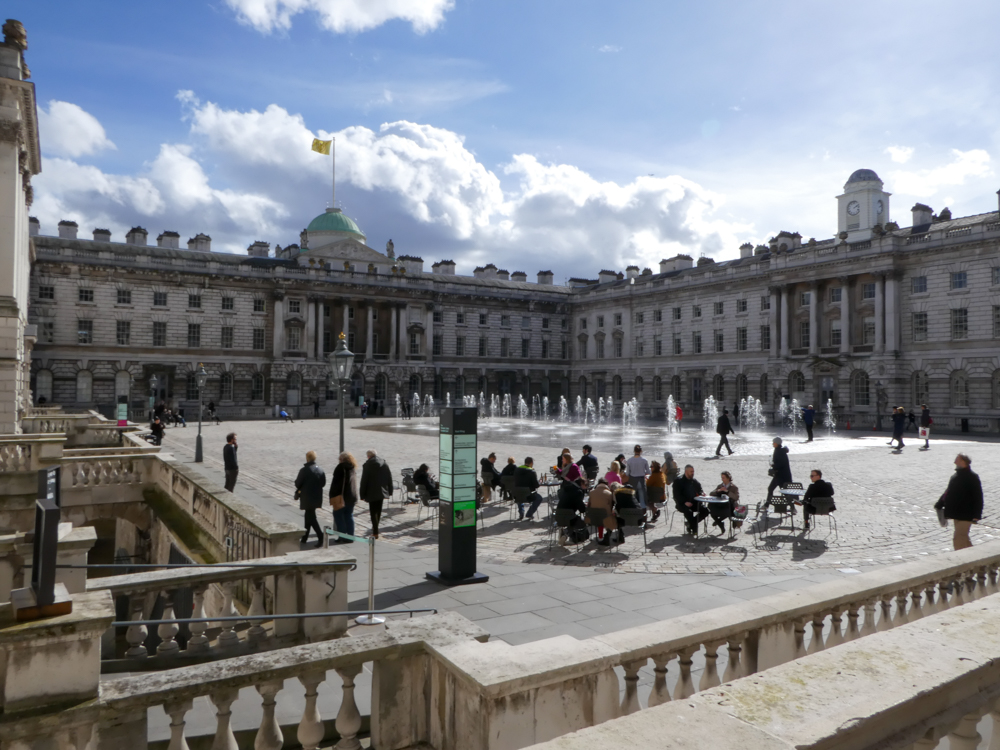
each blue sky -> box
[20,0,1000,278]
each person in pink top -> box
[560,454,583,485]
[604,460,623,485]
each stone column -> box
[272,295,285,359]
[874,274,885,354]
[779,287,789,358]
[839,276,850,354]
[769,287,779,358]
[885,272,899,353]
[342,301,350,343]
[306,300,316,360]
[426,305,435,363]
[390,305,398,361]
[317,299,325,359]
[809,282,819,355]
[366,304,374,357]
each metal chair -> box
[804,497,837,538]
[552,509,582,550]
[500,475,516,503]
[511,486,530,520]
[647,485,666,526]
[401,474,420,504]
[617,508,648,550]
[584,507,609,543]
[415,485,438,524]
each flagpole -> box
[331,137,336,210]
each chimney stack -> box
[625,265,640,280]
[432,260,456,275]
[247,241,270,258]
[28,216,39,237]
[157,231,180,249]
[187,233,211,252]
[126,227,148,246]
[92,228,111,243]
[598,269,617,284]
[511,271,527,282]
[57,220,78,240]
[536,270,553,285]
[911,203,933,228]
[739,242,753,259]
[496,269,510,281]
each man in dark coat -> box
[673,465,707,535]
[715,409,735,457]
[150,417,165,446]
[802,405,815,442]
[223,432,238,491]
[578,444,599,481]
[480,453,501,502]
[513,457,544,521]
[802,469,835,531]
[935,453,983,550]
[920,405,932,450]
[767,437,792,500]
[359,449,393,538]
[295,450,327,547]
[889,407,907,449]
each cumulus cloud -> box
[33,94,751,277]
[885,145,914,164]
[224,0,454,34]
[37,101,116,158]
[889,149,992,197]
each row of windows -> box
[72,320,265,350]
[911,268,1000,294]
[911,308,1000,341]
[430,311,565,329]
[426,335,568,359]
[47,285,269,313]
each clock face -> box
[847,201,861,216]
[876,199,884,215]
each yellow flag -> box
[311,138,332,155]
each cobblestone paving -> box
[162,416,999,575]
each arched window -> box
[76,370,93,403]
[653,376,662,401]
[613,376,623,401]
[220,372,234,402]
[374,373,388,401]
[186,374,200,401]
[35,369,53,403]
[950,370,969,408]
[671,375,681,401]
[912,371,929,406]
[409,374,421,397]
[760,374,769,402]
[251,373,264,402]
[853,370,870,407]
[789,371,805,394]
[737,374,749,402]
[635,377,644,399]
[115,370,132,400]
[578,376,587,400]
[713,374,725,401]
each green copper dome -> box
[306,209,366,240]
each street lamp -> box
[148,376,156,422]
[328,332,355,453]
[194,364,208,463]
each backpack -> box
[568,516,590,543]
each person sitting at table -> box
[673,464,707,536]
[579,444,599,482]
[708,470,740,533]
[604,460,623,485]
[553,448,572,474]
[513,457,544,521]
[560,454,583,486]
[647,461,666,522]
[556,476,589,546]
[500,456,517,480]
[587,478,617,545]
[412,463,439,502]
[802,469,835,531]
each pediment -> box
[298,237,389,265]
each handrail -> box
[111,608,437,627]
[61,561,355,570]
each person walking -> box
[715,409,735,456]
[675,404,683,431]
[802,404,815,442]
[150,417,165,446]
[919,404,932,450]
[767,437,792,501]
[361,400,368,420]
[330,452,358,542]
[295,450,327,547]
[223,432,239,491]
[359,449,393,539]
[673,465,707,536]
[907,409,917,433]
[207,400,221,425]
[935,453,983,550]
[625,445,650,509]
[889,406,906,449]
[313,398,320,418]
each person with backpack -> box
[359,449,393,539]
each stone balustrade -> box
[87,546,356,670]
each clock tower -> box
[836,168,891,242]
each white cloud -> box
[224,0,454,34]
[885,145,914,164]
[889,149,992,197]
[37,101,116,158]
[598,45,621,53]
[33,94,751,277]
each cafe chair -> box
[416,485,439,525]
[512,486,530,521]
[805,497,837,539]
[500,475,516,503]
[617,508,648,550]
[584,507,609,542]
[552,509,580,550]
[401,473,420,505]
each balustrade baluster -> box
[909,735,938,750]
[297,672,328,750]
[157,595,181,655]
[698,641,724,691]
[334,666,364,750]
[187,585,210,653]
[826,609,844,648]
[844,604,862,641]
[56,723,95,750]
[247,579,268,644]
[807,614,826,654]
[860,600,879,636]
[894,592,910,626]
[938,580,953,611]
[164,699,193,750]
[967,569,983,600]
[648,655,673,706]
[209,689,240,750]
[908,589,924,620]
[620,659,646,714]
[948,710,985,750]
[722,637,743,682]
[950,576,967,608]
[793,618,808,658]
[924,582,942,614]
[877,596,893,631]
[672,648,696,700]
[125,606,148,658]
[217,581,240,649]
[255,681,284,750]
[988,564,1000,595]
[977,567,991,600]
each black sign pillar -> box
[13,467,72,620]
[427,407,488,586]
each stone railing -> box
[526,593,1000,750]
[88,546,356,671]
[0,433,64,472]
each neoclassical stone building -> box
[26,170,1000,432]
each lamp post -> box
[148,376,156,422]
[328,333,355,453]
[194,364,208,463]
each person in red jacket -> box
[675,404,683,432]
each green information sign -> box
[453,500,476,528]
